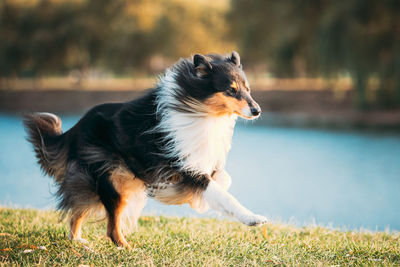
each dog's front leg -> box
[211,169,232,191]
[189,169,231,213]
[202,179,267,226]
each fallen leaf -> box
[1,248,12,252]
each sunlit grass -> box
[0,208,399,266]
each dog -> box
[23,51,267,247]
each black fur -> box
[23,113,66,181]
[23,52,252,216]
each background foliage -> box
[0,0,231,75]
[230,0,400,108]
[1,0,399,108]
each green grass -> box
[0,208,399,266]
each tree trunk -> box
[354,71,368,110]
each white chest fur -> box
[155,68,238,175]
[160,111,237,175]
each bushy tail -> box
[23,112,67,182]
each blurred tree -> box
[230,0,400,108]
[0,0,232,77]
[156,0,233,59]
[2,0,399,109]
[0,3,27,77]
[0,0,115,77]
[104,0,233,73]
[103,0,166,73]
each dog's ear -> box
[193,54,212,77]
[229,51,241,68]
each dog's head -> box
[173,51,261,119]
[193,52,260,119]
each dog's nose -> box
[251,106,261,116]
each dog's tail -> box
[23,112,67,183]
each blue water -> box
[1,114,400,231]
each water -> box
[1,114,399,231]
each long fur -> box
[155,68,237,175]
[23,52,264,245]
[23,113,67,182]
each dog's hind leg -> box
[97,166,146,247]
[96,171,129,247]
[58,161,100,244]
[106,199,129,247]
[69,209,88,243]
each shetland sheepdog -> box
[23,51,267,247]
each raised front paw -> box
[240,214,268,227]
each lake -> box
[1,114,399,231]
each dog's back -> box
[23,103,122,181]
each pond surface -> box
[1,114,399,231]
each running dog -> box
[23,51,267,247]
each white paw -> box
[240,214,268,227]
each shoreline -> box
[1,89,400,131]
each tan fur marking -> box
[204,92,248,117]
[107,167,146,247]
[109,167,145,200]
[230,81,238,90]
[189,192,206,210]
[107,200,129,247]
[69,211,87,240]
[154,186,194,205]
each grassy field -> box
[0,208,399,266]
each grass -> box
[0,208,399,266]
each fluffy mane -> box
[154,60,237,175]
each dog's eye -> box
[227,87,237,96]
